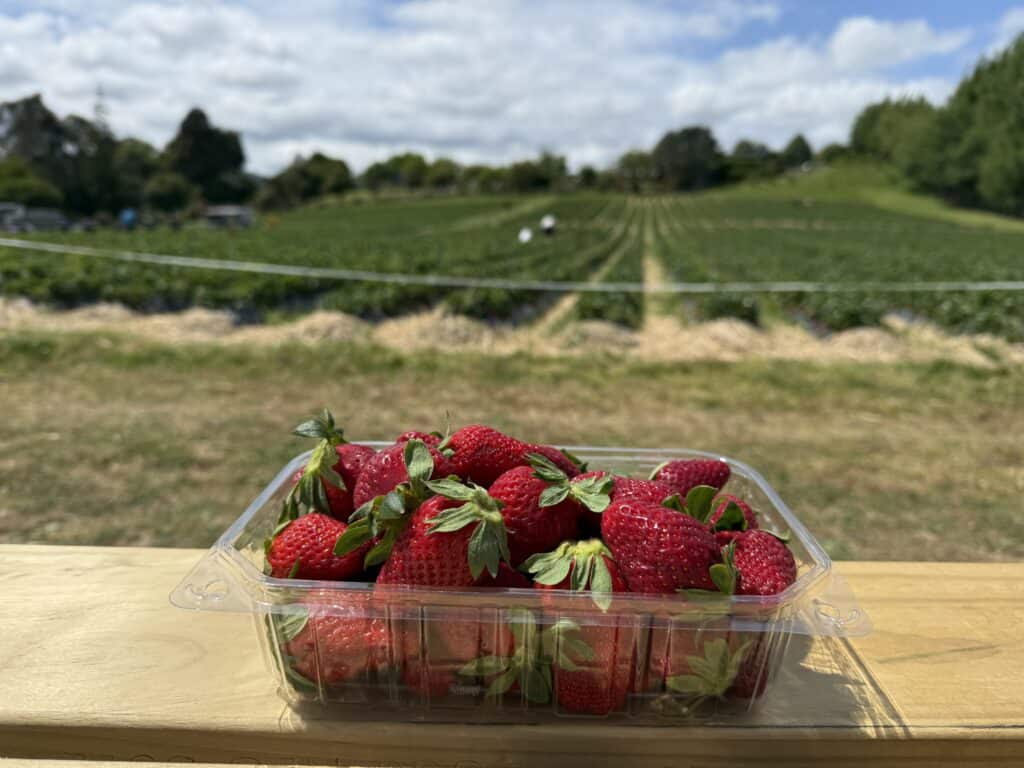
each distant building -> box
[204,205,254,228]
[0,203,68,232]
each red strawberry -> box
[708,494,759,547]
[377,480,510,587]
[729,636,771,699]
[601,497,720,593]
[527,540,635,715]
[730,530,797,596]
[439,424,529,485]
[650,458,731,497]
[352,441,453,508]
[524,444,584,477]
[575,470,674,532]
[282,594,389,685]
[396,429,441,446]
[267,512,369,580]
[475,562,532,588]
[488,465,583,566]
[292,442,376,521]
[282,409,374,521]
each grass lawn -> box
[1,329,1021,561]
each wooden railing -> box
[0,545,1021,767]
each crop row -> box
[653,196,1024,339]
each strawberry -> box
[352,440,452,509]
[334,439,444,568]
[729,636,771,699]
[396,429,441,446]
[526,540,635,714]
[524,539,629,610]
[600,488,722,593]
[488,463,592,566]
[438,424,530,485]
[716,530,797,596]
[279,594,390,685]
[376,479,510,587]
[524,444,585,477]
[650,458,731,498]
[266,512,369,580]
[574,470,674,532]
[281,408,374,521]
[708,494,759,547]
[475,562,532,588]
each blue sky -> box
[1,1,1022,174]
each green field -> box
[1,329,1021,561]
[2,162,1023,338]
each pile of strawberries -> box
[266,410,797,715]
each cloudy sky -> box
[2,1,1023,174]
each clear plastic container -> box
[171,445,870,722]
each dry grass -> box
[1,329,1022,560]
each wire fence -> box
[2,236,1024,295]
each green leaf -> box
[404,439,435,484]
[460,655,510,677]
[292,419,328,439]
[274,609,309,643]
[709,563,736,595]
[333,519,372,556]
[376,491,407,520]
[530,556,572,586]
[467,521,502,579]
[685,485,719,523]
[428,504,480,533]
[527,452,569,482]
[486,668,518,697]
[559,448,586,472]
[570,553,590,592]
[767,529,792,543]
[661,493,685,512]
[666,674,710,695]
[648,460,670,481]
[572,488,610,513]
[363,528,398,567]
[521,665,551,704]
[538,484,571,508]
[589,556,614,611]
[424,477,477,501]
[287,558,301,578]
[711,500,746,531]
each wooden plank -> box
[0,546,1021,767]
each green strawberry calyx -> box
[661,485,740,527]
[709,541,739,595]
[521,539,617,611]
[459,611,593,704]
[332,439,436,568]
[526,453,612,514]
[279,408,348,524]
[423,477,510,580]
[665,637,751,701]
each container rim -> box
[204,443,833,612]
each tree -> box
[0,158,62,207]
[781,134,813,169]
[426,157,459,189]
[727,140,780,181]
[163,108,248,202]
[113,139,159,208]
[255,152,353,210]
[818,143,849,164]
[144,172,194,212]
[578,165,598,188]
[652,126,725,191]
[616,150,654,192]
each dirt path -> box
[3,295,1022,368]
[527,198,640,337]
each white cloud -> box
[0,2,972,173]
[829,17,970,71]
[990,6,1024,53]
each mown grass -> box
[1,329,1021,561]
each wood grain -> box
[0,546,1021,767]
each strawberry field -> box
[2,167,1024,339]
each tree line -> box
[2,32,1021,218]
[850,35,1024,216]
